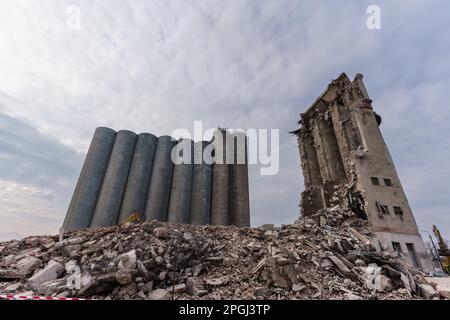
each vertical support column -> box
[167,139,194,224]
[312,118,331,183]
[315,115,346,183]
[231,132,250,227]
[144,136,176,222]
[90,130,137,228]
[117,133,157,223]
[190,141,212,225]
[330,103,363,178]
[63,127,116,230]
[211,129,230,225]
[299,128,322,187]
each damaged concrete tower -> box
[292,73,433,271]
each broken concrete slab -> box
[0,269,26,279]
[419,284,439,300]
[16,256,42,275]
[424,277,450,299]
[28,260,64,292]
[148,288,171,300]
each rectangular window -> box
[371,177,380,185]
[406,243,421,268]
[393,206,403,216]
[380,204,389,215]
[384,178,392,186]
[392,242,402,254]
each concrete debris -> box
[148,289,171,300]
[418,284,439,300]
[0,211,447,300]
[16,256,42,275]
[28,260,64,293]
[424,277,450,299]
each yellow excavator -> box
[432,225,450,274]
[123,212,142,224]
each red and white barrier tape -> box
[0,293,89,301]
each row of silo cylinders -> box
[62,127,250,231]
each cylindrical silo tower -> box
[210,129,231,225]
[190,141,213,225]
[144,136,176,222]
[90,130,137,228]
[231,131,250,227]
[63,127,116,231]
[167,138,194,224]
[117,133,157,223]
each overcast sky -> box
[0,0,449,241]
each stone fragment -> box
[168,283,186,293]
[153,227,168,239]
[254,287,269,297]
[148,289,171,300]
[118,250,137,270]
[137,260,148,276]
[16,256,42,274]
[186,277,207,297]
[206,277,227,287]
[270,270,289,288]
[375,274,394,293]
[292,284,306,292]
[38,237,56,249]
[260,224,275,231]
[28,260,64,292]
[419,284,439,300]
[183,232,193,241]
[328,255,352,277]
[116,269,133,285]
[344,293,363,300]
[0,269,26,279]
[5,283,21,292]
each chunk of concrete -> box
[376,274,394,292]
[148,289,171,300]
[0,269,26,279]
[425,277,450,299]
[118,250,137,270]
[168,283,186,293]
[28,260,64,292]
[260,224,275,231]
[116,269,133,285]
[328,255,352,277]
[38,237,55,249]
[5,283,21,292]
[16,256,42,275]
[419,284,439,300]
[344,293,363,300]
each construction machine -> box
[432,225,450,274]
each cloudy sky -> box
[0,0,449,241]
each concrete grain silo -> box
[118,133,157,223]
[63,127,116,231]
[62,127,250,230]
[167,139,194,224]
[90,130,137,228]
[210,129,231,225]
[144,136,176,222]
[190,141,212,225]
[231,132,250,227]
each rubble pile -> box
[0,208,446,300]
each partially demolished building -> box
[292,73,433,272]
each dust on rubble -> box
[0,209,446,300]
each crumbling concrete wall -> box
[292,73,433,272]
